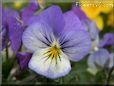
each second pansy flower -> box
[22,5,91,79]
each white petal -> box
[28,49,71,79]
[22,22,54,52]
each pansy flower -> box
[87,33,110,75]
[1,6,23,53]
[21,5,91,79]
[1,0,38,52]
[99,33,114,69]
[72,7,110,75]
[87,32,114,74]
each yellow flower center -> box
[43,38,62,63]
[44,45,61,59]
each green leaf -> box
[2,58,15,82]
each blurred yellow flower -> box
[94,16,103,30]
[80,0,113,30]
[81,7,101,20]
[80,0,113,19]
[108,10,114,27]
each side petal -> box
[28,49,71,79]
[27,5,65,36]
[63,11,85,31]
[22,21,54,52]
[86,21,99,40]
[59,30,91,61]
[16,52,32,70]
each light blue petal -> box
[22,21,54,52]
[88,49,109,68]
[59,29,91,61]
[85,21,99,40]
[63,11,85,31]
[27,5,65,37]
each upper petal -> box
[28,49,71,79]
[59,30,91,61]
[22,21,54,52]
[72,6,89,21]
[2,7,22,53]
[27,5,65,36]
[63,11,85,31]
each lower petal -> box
[88,49,109,68]
[28,49,71,79]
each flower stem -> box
[6,43,9,60]
[106,66,114,85]
[62,77,64,84]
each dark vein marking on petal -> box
[61,44,76,49]
[41,31,52,45]
[60,40,70,46]
[62,49,81,54]
[59,35,66,44]
[58,54,61,61]
[35,35,51,47]
[43,54,51,63]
